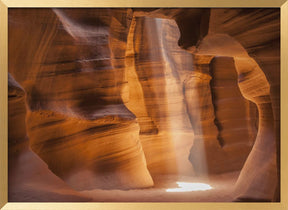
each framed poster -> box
[1,0,288,209]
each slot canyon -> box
[8,8,280,202]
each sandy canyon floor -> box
[80,172,239,202]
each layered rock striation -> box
[8,73,91,201]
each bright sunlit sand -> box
[79,173,238,202]
[166,182,212,192]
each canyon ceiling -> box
[8,8,280,202]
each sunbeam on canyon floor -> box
[166,182,212,192]
[79,172,238,202]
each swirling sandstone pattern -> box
[9,8,153,191]
[8,8,280,202]
[8,73,91,201]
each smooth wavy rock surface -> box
[8,73,91,201]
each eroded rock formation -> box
[8,8,280,202]
[8,73,91,201]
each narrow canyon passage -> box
[8,8,280,202]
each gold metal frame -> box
[1,0,287,209]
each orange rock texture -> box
[8,8,280,202]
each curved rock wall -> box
[208,9,280,201]
[126,16,197,176]
[8,73,91,201]
[9,8,153,191]
[185,54,258,174]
